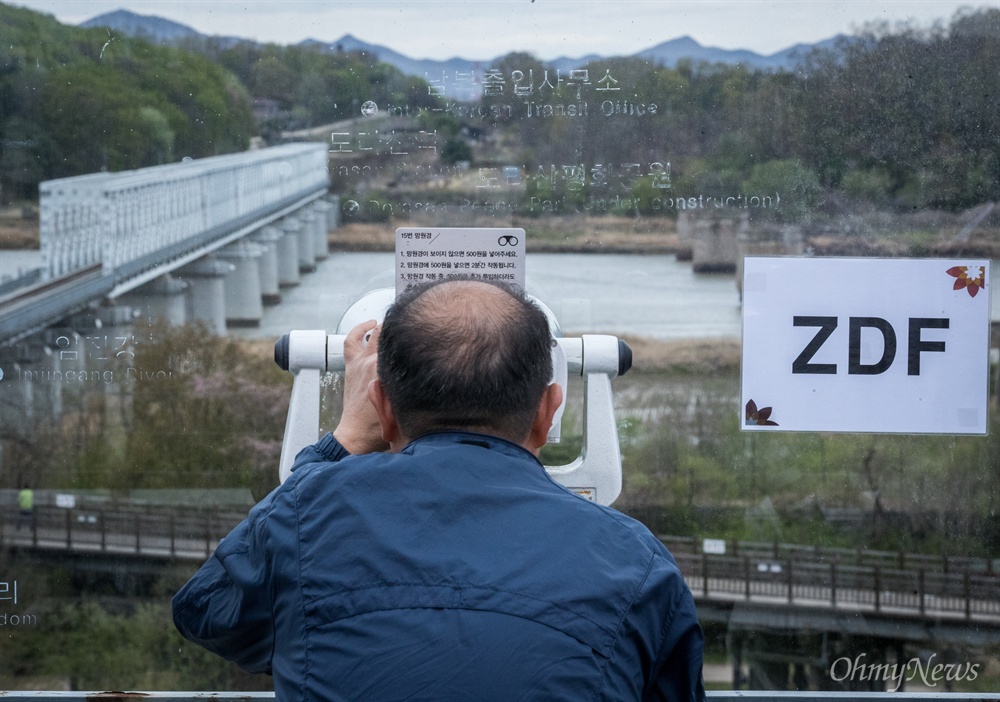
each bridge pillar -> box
[119,275,188,327]
[0,347,40,432]
[735,223,804,301]
[310,200,331,261]
[0,355,34,478]
[280,215,312,272]
[293,212,318,273]
[675,210,694,261]
[690,211,747,274]
[276,219,301,288]
[326,194,342,230]
[726,632,745,689]
[36,344,63,421]
[176,257,233,335]
[3,360,35,421]
[249,226,283,305]
[0,339,72,476]
[217,242,264,328]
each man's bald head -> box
[377,279,554,443]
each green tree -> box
[743,159,820,222]
[441,137,472,164]
[0,3,254,199]
[136,107,176,165]
[798,7,1000,208]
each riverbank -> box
[328,217,683,254]
[330,215,1000,257]
[5,204,998,257]
[620,336,741,374]
[247,326,742,375]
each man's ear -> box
[368,379,401,447]
[526,383,564,454]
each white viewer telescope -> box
[274,288,632,505]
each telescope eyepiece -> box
[618,339,633,377]
[274,334,290,371]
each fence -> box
[0,504,245,561]
[4,510,999,621]
[661,535,997,574]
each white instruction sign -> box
[395,227,525,296]
[703,538,727,555]
[741,257,991,434]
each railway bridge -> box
[0,143,334,454]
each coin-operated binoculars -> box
[274,288,632,505]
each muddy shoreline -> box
[327,220,1000,258]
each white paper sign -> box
[703,538,727,555]
[395,227,525,296]
[741,257,991,434]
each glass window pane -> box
[1,0,996,694]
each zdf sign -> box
[741,258,991,434]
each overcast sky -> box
[9,0,986,60]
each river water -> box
[230,252,744,340]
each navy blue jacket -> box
[173,432,705,701]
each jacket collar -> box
[401,431,542,465]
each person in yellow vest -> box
[16,486,34,532]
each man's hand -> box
[333,320,389,454]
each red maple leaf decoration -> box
[745,399,779,426]
[947,266,986,298]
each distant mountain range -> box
[81,9,848,98]
[80,9,248,48]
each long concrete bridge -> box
[0,144,335,449]
[0,142,332,347]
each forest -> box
[462,7,1000,217]
[1,3,997,216]
[0,3,255,199]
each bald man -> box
[173,279,705,702]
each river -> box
[230,252,744,340]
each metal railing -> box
[661,535,997,574]
[0,504,245,561]
[677,551,1000,622]
[658,535,1000,623]
[4,508,999,623]
[39,144,329,282]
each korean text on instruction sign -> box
[395,227,526,296]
